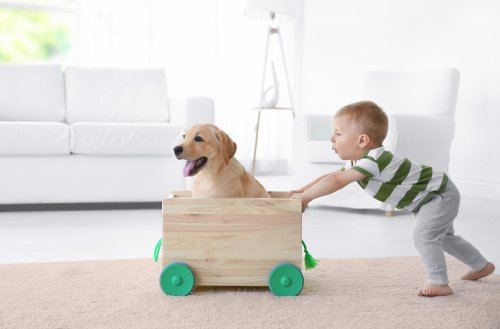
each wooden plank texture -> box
[161,192,302,286]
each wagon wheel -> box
[159,262,195,296]
[268,263,304,296]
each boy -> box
[290,100,495,297]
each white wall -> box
[299,0,500,200]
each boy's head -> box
[331,101,388,160]
[335,100,388,146]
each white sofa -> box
[0,65,214,205]
[293,68,460,213]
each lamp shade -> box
[244,0,299,21]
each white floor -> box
[1,191,499,274]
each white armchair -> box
[293,68,460,213]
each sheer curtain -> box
[75,0,216,98]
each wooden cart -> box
[159,191,304,296]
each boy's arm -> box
[290,169,367,211]
[290,173,330,194]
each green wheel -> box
[159,262,195,296]
[268,263,304,296]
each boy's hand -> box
[289,192,310,213]
[287,189,304,197]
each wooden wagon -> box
[157,191,304,296]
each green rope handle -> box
[154,238,162,262]
[301,239,319,270]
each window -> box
[0,0,76,63]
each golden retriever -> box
[173,123,270,198]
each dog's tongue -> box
[183,160,195,177]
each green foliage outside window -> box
[0,7,73,63]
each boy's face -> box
[330,115,366,161]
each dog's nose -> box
[173,146,183,156]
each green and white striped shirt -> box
[346,146,448,211]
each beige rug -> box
[0,257,498,329]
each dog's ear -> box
[216,129,237,165]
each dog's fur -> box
[174,124,270,198]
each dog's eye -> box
[194,136,204,142]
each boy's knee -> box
[413,232,425,253]
[413,228,444,255]
[413,228,434,253]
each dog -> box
[173,124,270,198]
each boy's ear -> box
[358,134,370,148]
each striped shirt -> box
[345,146,448,211]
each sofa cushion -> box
[0,122,70,155]
[65,67,169,124]
[0,65,66,121]
[305,141,344,164]
[70,123,183,155]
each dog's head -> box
[173,124,237,177]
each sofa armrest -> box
[168,97,215,128]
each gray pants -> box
[412,179,487,285]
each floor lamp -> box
[244,0,298,176]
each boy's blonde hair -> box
[335,100,388,145]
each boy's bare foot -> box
[462,262,495,281]
[418,284,453,297]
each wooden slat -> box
[168,191,291,199]
[169,191,192,198]
[163,198,301,215]
[268,191,290,198]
